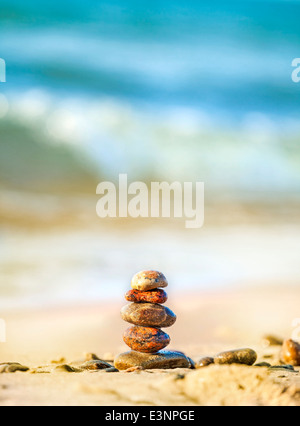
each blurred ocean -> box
[1,1,300,309]
[0,0,300,196]
[1,225,300,310]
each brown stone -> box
[123,326,170,353]
[125,289,168,304]
[121,303,176,328]
[196,357,214,368]
[131,270,168,291]
[114,350,192,370]
[269,364,295,371]
[214,348,257,366]
[0,363,29,373]
[281,339,300,366]
[254,362,271,368]
[81,360,114,370]
[54,364,81,373]
[187,357,196,369]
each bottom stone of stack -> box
[114,350,192,370]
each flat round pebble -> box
[131,270,168,291]
[104,367,119,372]
[0,363,29,373]
[123,326,170,353]
[125,289,168,304]
[214,348,257,366]
[114,350,192,370]
[196,357,215,368]
[281,339,300,366]
[254,362,271,368]
[269,364,296,372]
[121,303,176,328]
[54,364,81,373]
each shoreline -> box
[1,187,300,230]
[1,278,300,314]
[1,284,299,362]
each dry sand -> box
[0,285,300,406]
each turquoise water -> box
[1,1,300,308]
[0,0,300,195]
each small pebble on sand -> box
[196,357,215,368]
[104,367,119,372]
[54,364,81,373]
[269,365,296,372]
[281,339,300,366]
[0,363,29,373]
[81,360,114,371]
[254,362,271,368]
[214,348,257,366]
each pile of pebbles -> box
[114,270,192,370]
[1,272,300,374]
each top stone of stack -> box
[131,270,168,291]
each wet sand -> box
[0,285,299,406]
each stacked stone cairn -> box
[114,270,192,370]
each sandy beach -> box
[0,211,299,407]
[1,284,299,406]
